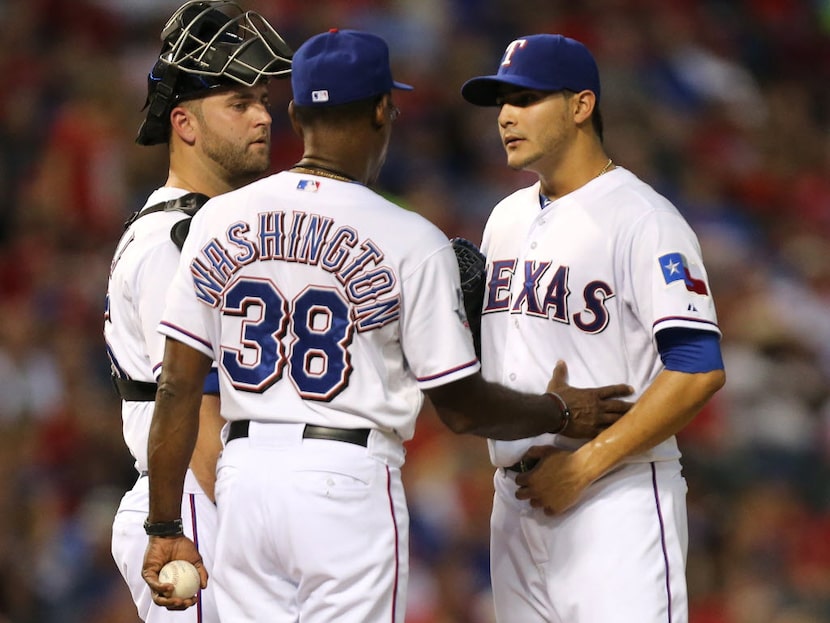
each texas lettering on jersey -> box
[187,210,401,334]
[482,258,615,334]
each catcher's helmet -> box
[136,0,293,146]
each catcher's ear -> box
[170,105,197,145]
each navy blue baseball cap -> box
[291,28,413,107]
[461,34,600,107]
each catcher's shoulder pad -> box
[122,192,210,250]
[169,192,209,249]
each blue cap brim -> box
[461,74,557,106]
[393,80,414,91]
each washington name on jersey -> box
[186,210,400,334]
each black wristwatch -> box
[144,517,184,537]
[546,392,572,434]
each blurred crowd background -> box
[1,0,829,621]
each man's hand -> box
[142,535,208,610]
[514,445,590,515]
[546,360,633,438]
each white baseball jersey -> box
[159,171,479,622]
[480,166,720,467]
[482,166,720,623]
[104,186,218,623]
[160,171,479,440]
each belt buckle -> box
[505,458,536,474]
[512,457,539,473]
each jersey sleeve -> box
[626,209,721,338]
[157,213,217,361]
[399,242,480,389]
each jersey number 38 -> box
[220,277,353,401]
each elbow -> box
[155,376,181,402]
[424,376,485,436]
[156,374,200,405]
[155,380,174,404]
[709,368,726,395]
[688,368,725,407]
[424,384,471,435]
[435,408,475,435]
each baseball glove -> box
[451,237,486,358]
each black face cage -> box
[136,0,293,145]
[160,0,293,86]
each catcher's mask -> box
[136,0,293,146]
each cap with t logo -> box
[461,34,600,107]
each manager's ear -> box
[287,100,304,139]
[372,93,390,130]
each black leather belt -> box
[505,458,540,473]
[227,420,370,447]
[112,376,158,402]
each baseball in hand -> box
[159,560,201,598]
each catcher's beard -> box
[203,134,272,186]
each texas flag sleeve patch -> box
[659,252,709,295]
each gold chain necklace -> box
[290,163,356,183]
[596,158,614,178]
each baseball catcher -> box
[106,2,293,620]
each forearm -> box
[147,382,202,522]
[578,368,725,481]
[426,373,563,440]
[147,339,212,522]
